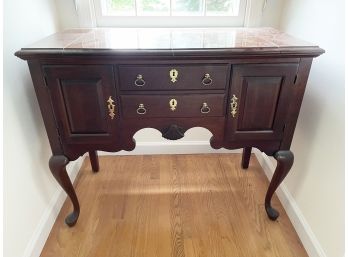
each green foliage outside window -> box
[108,0,234,13]
[174,0,201,12]
[141,0,168,12]
[110,0,133,11]
[207,0,232,12]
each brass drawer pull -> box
[230,94,238,117]
[202,73,213,86]
[201,102,211,114]
[134,74,145,87]
[107,96,116,119]
[136,104,147,115]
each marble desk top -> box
[23,27,318,50]
[16,27,325,59]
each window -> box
[102,0,240,16]
[93,0,247,27]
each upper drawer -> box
[118,65,229,91]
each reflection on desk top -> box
[23,27,318,50]
[15,27,325,60]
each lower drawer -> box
[121,94,226,118]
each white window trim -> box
[74,0,265,28]
[94,0,246,27]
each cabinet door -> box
[226,64,298,141]
[44,65,118,144]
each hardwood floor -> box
[40,154,307,257]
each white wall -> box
[54,0,79,29]
[276,1,345,256]
[4,1,64,257]
[260,0,284,28]
[244,0,284,28]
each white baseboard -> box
[99,141,242,155]
[22,156,85,257]
[254,150,327,257]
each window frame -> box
[92,0,248,27]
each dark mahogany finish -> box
[226,64,298,141]
[49,155,80,226]
[43,65,118,145]
[89,151,100,172]
[121,94,226,118]
[241,147,252,169]
[162,124,185,140]
[265,150,294,220]
[15,28,324,226]
[119,64,229,91]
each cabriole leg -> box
[89,151,99,172]
[49,155,80,227]
[265,150,294,220]
[241,147,252,169]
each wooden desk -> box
[16,28,324,227]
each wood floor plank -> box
[40,154,308,257]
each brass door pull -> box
[107,96,116,119]
[134,74,145,86]
[202,74,213,86]
[230,94,238,117]
[136,104,147,115]
[201,102,211,114]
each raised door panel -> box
[60,79,108,133]
[44,65,118,144]
[226,64,298,141]
[238,76,282,130]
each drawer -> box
[118,65,229,91]
[121,94,226,118]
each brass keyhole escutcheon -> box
[169,98,177,111]
[169,69,178,83]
